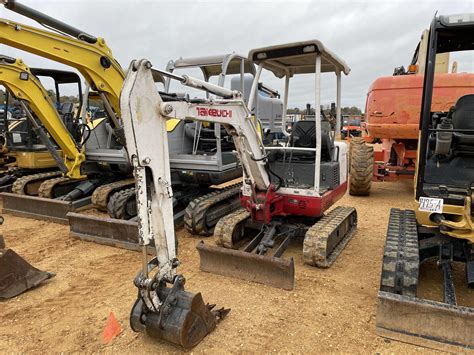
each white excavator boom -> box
[119,58,276,348]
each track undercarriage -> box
[68,182,242,251]
[198,206,357,290]
[376,208,474,350]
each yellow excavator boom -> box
[0,17,124,116]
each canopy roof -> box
[30,68,81,84]
[248,40,350,78]
[169,53,255,78]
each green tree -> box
[341,106,362,115]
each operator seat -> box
[289,119,333,161]
[452,94,474,148]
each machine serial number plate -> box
[419,197,443,213]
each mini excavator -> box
[121,43,357,316]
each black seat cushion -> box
[453,94,474,146]
[288,119,333,161]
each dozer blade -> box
[376,291,474,351]
[130,275,229,348]
[197,241,295,290]
[67,212,153,253]
[1,193,91,224]
[0,249,55,299]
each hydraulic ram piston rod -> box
[1,0,97,43]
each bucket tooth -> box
[0,249,55,299]
[197,241,295,290]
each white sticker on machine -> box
[242,183,252,197]
[418,197,444,213]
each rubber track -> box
[379,208,419,297]
[37,176,71,198]
[107,187,136,220]
[303,206,358,268]
[12,171,62,195]
[349,137,374,196]
[91,178,135,211]
[214,208,250,248]
[184,183,242,236]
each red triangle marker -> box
[102,312,122,344]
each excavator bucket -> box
[376,291,474,351]
[130,275,229,348]
[197,242,295,290]
[0,248,55,299]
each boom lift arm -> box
[120,58,276,347]
[0,0,125,126]
[0,56,85,178]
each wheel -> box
[107,188,136,220]
[349,137,374,196]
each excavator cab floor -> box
[0,248,55,299]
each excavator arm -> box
[119,58,276,347]
[0,0,125,120]
[0,56,85,178]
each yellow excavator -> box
[0,0,139,223]
[0,56,97,297]
[376,13,474,350]
[0,1,254,239]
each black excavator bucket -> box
[129,257,229,349]
[130,273,229,348]
[0,248,55,299]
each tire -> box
[107,188,136,220]
[349,137,374,196]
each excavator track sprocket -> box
[91,178,135,211]
[214,208,250,248]
[184,183,242,236]
[303,206,357,268]
[107,187,136,220]
[12,171,62,195]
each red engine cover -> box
[240,182,347,223]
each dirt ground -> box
[1,180,472,353]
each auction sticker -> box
[419,197,443,213]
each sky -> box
[1,0,473,110]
